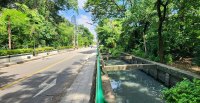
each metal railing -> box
[96,48,107,103]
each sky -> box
[59,0,97,40]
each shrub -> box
[0,49,33,56]
[165,54,173,64]
[99,45,108,53]
[110,46,124,57]
[162,79,200,103]
[35,47,54,53]
[131,49,145,58]
[57,46,73,50]
[148,55,155,61]
[0,50,8,56]
[153,56,160,62]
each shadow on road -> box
[79,50,96,54]
[0,68,79,103]
[0,72,18,88]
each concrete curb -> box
[0,49,74,69]
[60,54,96,103]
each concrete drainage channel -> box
[100,53,200,103]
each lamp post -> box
[77,30,83,48]
[71,15,77,49]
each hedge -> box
[0,46,73,56]
[162,79,200,103]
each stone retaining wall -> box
[121,53,200,87]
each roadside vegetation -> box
[85,0,200,102]
[162,79,200,103]
[0,0,94,56]
[85,0,200,68]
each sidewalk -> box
[60,54,96,103]
[0,49,74,69]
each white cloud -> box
[77,15,96,39]
[78,0,87,9]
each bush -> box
[110,46,124,57]
[99,45,108,53]
[162,79,200,103]
[57,46,73,50]
[35,47,54,53]
[0,46,74,56]
[0,50,8,56]
[165,54,173,64]
[131,49,146,58]
[0,49,33,56]
[153,56,160,62]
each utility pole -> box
[7,15,11,49]
[71,15,77,49]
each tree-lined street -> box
[0,0,200,103]
[0,48,96,103]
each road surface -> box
[0,48,96,103]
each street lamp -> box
[71,15,77,49]
[77,29,83,48]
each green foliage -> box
[131,49,161,62]
[78,25,94,47]
[35,47,54,53]
[131,49,146,58]
[86,0,200,66]
[0,46,74,56]
[97,19,122,49]
[162,79,200,103]
[57,46,73,50]
[0,2,93,50]
[165,54,173,64]
[0,50,8,56]
[99,45,107,53]
[110,46,124,57]
[85,0,125,21]
[0,49,32,56]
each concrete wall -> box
[0,50,66,65]
[120,53,200,87]
[0,53,33,64]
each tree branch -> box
[156,0,162,19]
[110,0,125,12]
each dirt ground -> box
[170,58,200,74]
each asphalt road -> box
[0,48,96,103]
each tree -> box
[156,0,169,62]
[0,8,29,49]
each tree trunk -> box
[7,15,11,49]
[158,20,164,62]
[156,0,169,63]
[143,32,147,54]
[143,22,149,54]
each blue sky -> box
[59,0,96,39]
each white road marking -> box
[33,51,96,98]
[33,79,57,98]
[38,75,56,88]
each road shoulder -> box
[60,54,96,103]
